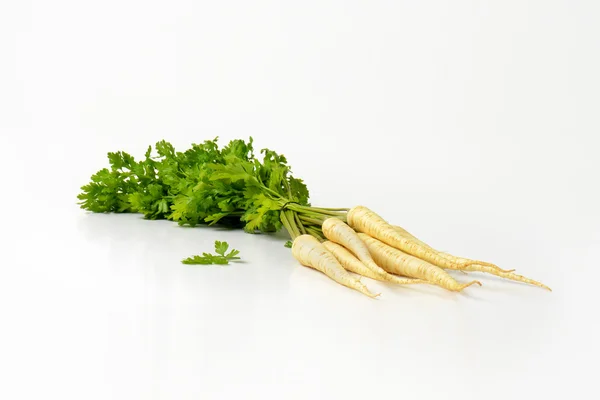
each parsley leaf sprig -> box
[182,241,241,265]
[78,137,348,243]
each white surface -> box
[1,1,598,399]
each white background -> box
[1,1,598,399]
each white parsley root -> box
[323,241,426,286]
[358,233,481,292]
[292,235,380,298]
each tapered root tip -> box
[511,277,552,291]
[357,286,381,298]
[500,272,552,291]
[516,278,552,291]
[458,280,482,291]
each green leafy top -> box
[78,137,310,233]
[182,240,241,265]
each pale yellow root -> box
[322,217,392,280]
[392,225,514,273]
[347,206,468,271]
[291,235,380,298]
[439,252,514,273]
[322,241,427,285]
[358,233,481,292]
[392,225,432,249]
[390,225,549,289]
[460,264,552,291]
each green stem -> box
[298,210,346,224]
[283,174,293,199]
[280,212,297,240]
[259,183,285,201]
[306,207,349,212]
[298,215,326,225]
[293,205,346,217]
[296,210,327,220]
[293,212,307,235]
[300,205,344,213]
[285,210,301,239]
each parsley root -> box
[459,264,551,291]
[390,226,549,289]
[322,217,392,280]
[323,241,426,285]
[358,233,481,292]
[392,226,513,273]
[348,206,471,271]
[292,235,380,298]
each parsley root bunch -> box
[346,206,551,293]
[79,138,550,298]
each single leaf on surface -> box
[182,241,242,265]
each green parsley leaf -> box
[182,241,241,265]
[78,137,340,247]
[214,240,229,256]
